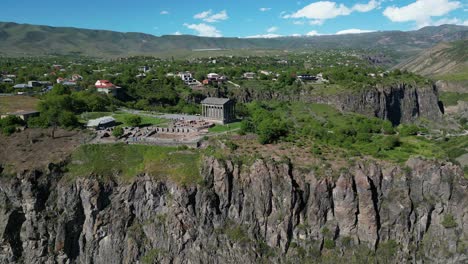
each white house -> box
[207,73,220,79]
[95,80,121,96]
[243,72,256,79]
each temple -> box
[201,97,235,124]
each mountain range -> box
[396,39,467,79]
[0,22,467,58]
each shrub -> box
[257,119,288,144]
[2,126,16,136]
[441,213,457,228]
[126,115,142,127]
[398,124,420,136]
[112,126,124,138]
[323,239,335,249]
[382,120,395,134]
[381,135,400,150]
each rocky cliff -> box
[232,83,443,125]
[0,156,466,264]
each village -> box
[0,52,404,149]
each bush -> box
[112,126,124,138]
[398,124,420,136]
[2,126,16,135]
[58,111,79,128]
[382,120,395,134]
[382,135,400,150]
[126,115,142,127]
[257,119,288,144]
[27,116,48,128]
[323,239,335,249]
[441,213,457,228]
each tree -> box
[126,115,142,127]
[38,85,79,138]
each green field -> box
[67,144,201,184]
[0,96,39,114]
[439,92,468,106]
[208,122,242,133]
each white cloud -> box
[352,0,380,12]
[160,10,169,15]
[284,1,351,20]
[194,10,228,23]
[183,23,222,37]
[293,20,305,25]
[431,17,468,26]
[309,19,324,25]
[194,10,211,19]
[335,28,375,34]
[244,34,282,38]
[283,0,379,24]
[383,0,462,28]
[173,31,182,35]
[267,26,278,33]
[259,7,271,12]
[306,30,321,36]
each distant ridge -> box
[395,40,468,77]
[0,21,467,58]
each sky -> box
[0,0,467,38]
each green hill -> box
[0,21,467,58]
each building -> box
[86,116,116,129]
[243,72,256,79]
[13,84,32,89]
[297,74,318,81]
[207,73,220,79]
[28,81,41,87]
[71,74,83,81]
[1,110,39,121]
[95,80,121,96]
[138,66,150,72]
[201,97,235,124]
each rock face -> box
[315,84,444,125]
[232,83,443,125]
[0,157,466,263]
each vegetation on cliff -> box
[67,143,201,184]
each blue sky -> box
[0,0,467,37]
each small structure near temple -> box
[201,97,235,124]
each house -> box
[56,77,65,84]
[95,80,121,96]
[86,116,116,129]
[178,72,193,83]
[4,74,16,79]
[207,73,220,80]
[297,74,318,81]
[243,72,256,79]
[28,81,41,87]
[259,70,272,76]
[1,110,39,121]
[71,74,83,81]
[62,81,78,86]
[136,73,146,78]
[13,84,32,89]
[138,66,150,72]
[38,81,52,86]
[2,78,13,84]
